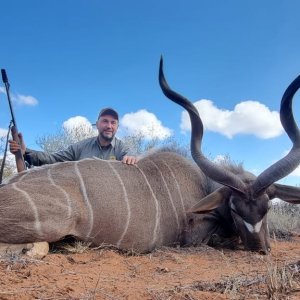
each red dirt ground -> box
[0,236,299,300]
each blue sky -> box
[1,0,300,185]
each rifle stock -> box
[1,69,26,172]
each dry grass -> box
[0,241,299,300]
[268,203,300,240]
[145,274,266,300]
[145,264,299,300]
[0,252,43,271]
[145,245,300,300]
[49,236,300,299]
[57,240,92,254]
[265,260,300,300]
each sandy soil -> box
[0,236,299,300]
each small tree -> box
[0,136,16,181]
[121,127,190,157]
[0,157,15,180]
[268,201,300,239]
[36,124,97,153]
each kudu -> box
[159,57,300,253]
[0,61,299,255]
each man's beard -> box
[100,131,114,142]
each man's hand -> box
[122,155,137,165]
[9,132,26,156]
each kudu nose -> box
[258,249,269,255]
[255,245,271,255]
[246,244,271,255]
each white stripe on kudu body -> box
[12,183,43,236]
[149,160,180,231]
[47,168,72,220]
[107,161,131,247]
[161,160,187,226]
[74,162,94,238]
[15,171,29,183]
[136,164,161,247]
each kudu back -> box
[0,61,300,254]
[0,151,207,252]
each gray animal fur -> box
[0,151,210,252]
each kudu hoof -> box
[25,241,49,259]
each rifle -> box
[1,69,26,172]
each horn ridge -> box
[252,75,300,196]
[159,57,246,193]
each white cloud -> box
[63,116,96,135]
[0,128,8,138]
[0,152,16,167]
[180,99,283,139]
[63,116,92,131]
[62,116,97,143]
[120,109,172,140]
[290,166,300,177]
[15,94,38,106]
[0,87,38,106]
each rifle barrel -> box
[1,69,26,172]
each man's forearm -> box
[24,148,75,166]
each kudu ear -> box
[187,186,232,214]
[267,183,300,204]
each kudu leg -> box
[0,241,49,259]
